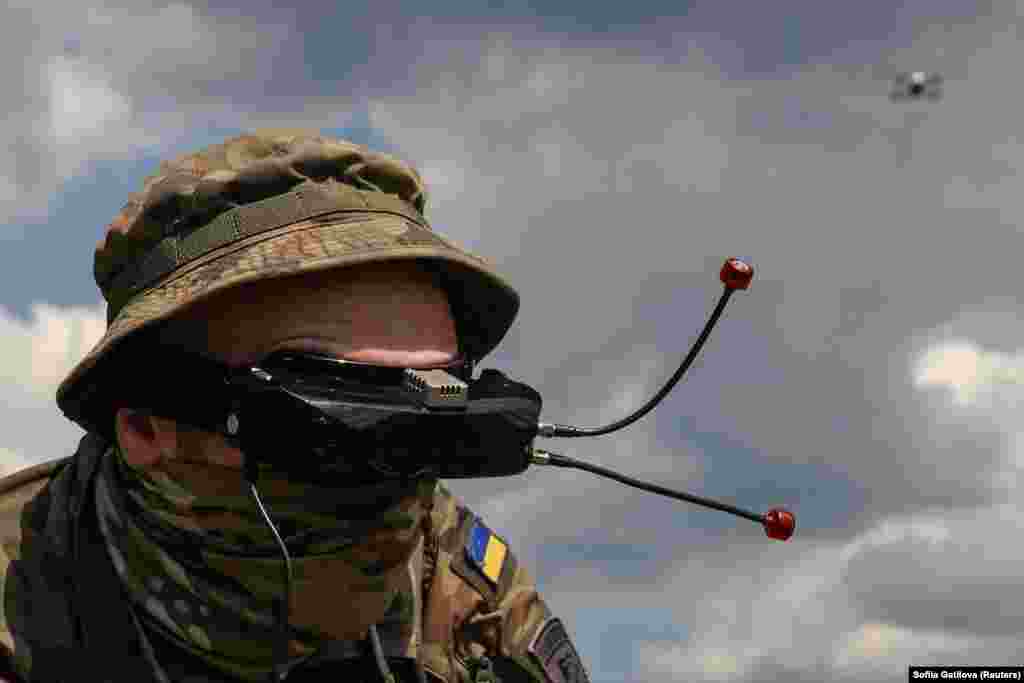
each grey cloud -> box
[842,510,1024,639]
[0,1,310,223]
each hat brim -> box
[56,212,519,431]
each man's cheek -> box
[204,434,245,469]
[179,426,245,469]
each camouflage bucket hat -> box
[56,129,520,435]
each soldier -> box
[0,130,590,682]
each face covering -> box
[94,437,435,681]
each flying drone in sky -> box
[890,72,943,101]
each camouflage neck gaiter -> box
[94,441,433,681]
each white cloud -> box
[70,2,240,76]
[47,56,133,145]
[0,302,105,473]
[0,1,300,224]
[832,622,976,674]
[0,302,107,398]
[913,340,1024,408]
[417,159,469,207]
[912,335,1024,496]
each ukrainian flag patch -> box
[466,518,507,586]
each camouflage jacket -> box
[0,433,590,683]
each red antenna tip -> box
[763,508,795,541]
[720,258,754,290]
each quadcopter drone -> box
[890,71,943,101]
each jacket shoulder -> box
[0,458,69,498]
[429,482,516,611]
[422,483,557,682]
[0,458,71,659]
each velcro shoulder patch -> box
[448,507,515,607]
[466,517,507,587]
[527,618,591,683]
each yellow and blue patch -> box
[465,518,507,587]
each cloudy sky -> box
[3,1,1023,680]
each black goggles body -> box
[119,347,543,482]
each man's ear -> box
[115,408,178,467]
